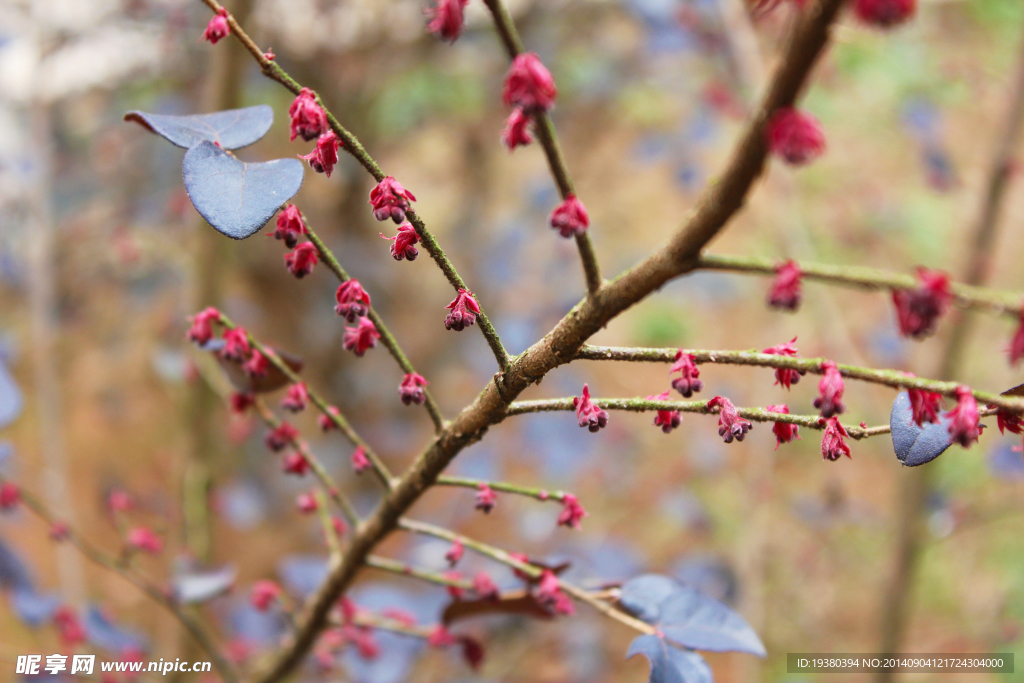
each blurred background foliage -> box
[3,0,1024,681]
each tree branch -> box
[697,253,1023,318]
[574,345,1024,412]
[435,476,570,503]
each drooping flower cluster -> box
[821,416,851,461]
[426,0,469,42]
[445,538,464,567]
[269,204,308,248]
[251,581,281,611]
[763,337,804,389]
[472,572,500,601]
[0,482,19,510]
[475,483,497,513]
[854,0,915,27]
[445,289,480,331]
[573,384,609,432]
[557,493,587,529]
[399,373,429,405]
[265,422,299,452]
[221,327,251,363]
[242,348,268,379]
[300,131,341,177]
[647,390,682,433]
[766,108,826,166]
[549,195,590,239]
[380,222,420,261]
[767,405,800,449]
[946,385,982,448]
[892,267,952,339]
[535,570,574,616]
[706,396,752,443]
[370,176,417,224]
[503,53,558,113]
[501,108,533,150]
[768,260,802,311]
[202,8,230,44]
[284,242,319,278]
[334,280,371,322]
[814,361,845,418]
[907,383,943,426]
[288,88,328,142]
[296,492,318,514]
[282,451,310,476]
[343,317,381,357]
[53,607,85,646]
[996,408,1023,436]
[127,527,163,554]
[281,382,310,412]
[351,446,371,474]
[670,351,704,398]
[186,307,221,345]
[318,406,341,432]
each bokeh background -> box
[3,0,1024,681]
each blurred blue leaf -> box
[183,140,304,240]
[172,565,236,604]
[0,360,23,430]
[620,574,765,656]
[989,441,1024,480]
[218,479,269,530]
[10,588,59,626]
[627,634,713,683]
[226,602,286,645]
[890,392,953,466]
[671,556,738,605]
[278,555,328,599]
[124,106,273,150]
[84,605,147,654]
[0,538,34,591]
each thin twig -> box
[436,476,569,502]
[481,0,603,295]
[697,253,1023,318]
[574,345,1024,412]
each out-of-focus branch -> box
[1,477,236,682]
[481,0,603,294]
[215,313,396,490]
[574,345,1024,412]
[365,555,473,591]
[197,0,510,370]
[697,253,1024,318]
[435,476,571,503]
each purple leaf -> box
[0,538,34,591]
[83,605,147,654]
[627,635,713,683]
[183,141,304,240]
[124,106,273,150]
[0,360,23,430]
[10,588,59,626]
[890,392,953,467]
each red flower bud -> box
[127,526,163,554]
[768,260,802,311]
[445,538,464,567]
[766,107,826,166]
[251,581,281,611]
[202,8,230,44]
[288,88,328,142]
[503,53,557,113]
[906,381,942,427]
[763,337,804,389]
[472,571,500,601]
[351,446,371,474]
[892,267,952,339]
[284,242,318,278]
[242,348,269,378]
[821,416,851,461]
[445,289,480,331]
[767,404,800,449]
[343,317,380,357]
[380,222,420,261]
[296,492,318,514]
[187,307,221,345]
[502,107,534,150]
[282,451,310,476]
[557,493,587,530]
[707,396,752,443]
[573,383,609,432]
[426,0,469,42]
[334,280,371,322]
[475,483,497,513]
[0,482,19,510]
[300,131,341,177]
[369,176,417,224]
[535,570,573,616]
[854,0,915,27]
[281,383,309,413]
[814,361,845,418]
[647,390,682,433]
[946,385,982,448]
[670,351,704,398]
[399,373,429,406]
[318,406,341,432]
[265,422,298,452]
[230,392,255,414]
[221,327,250,363]
[549,195,590,239]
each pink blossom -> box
[472,571,500,601]
[535,570,574,616]
[502,107,533,150]
[369,176,417,224]
[907,383,943,426]
[475,483,497,513]
[444,571,465,600]
[821,416,851,461]
[767,404,800,449]
[296,492,318,514]
[187,307,221,345]
[445,538,464,567]
[0,482,19,510]
[319,406,341,432]
[996,409,1023,435]
[503,53,557,112]
[281,383,310,413]
[854,0,915,27]
[54,606,85,646]
[557,493,587,530]
[282,451,310,476]
[202,8,230,44]
[221,327,250,363]
[242,348,269,378]
[399,373,429,406]
[946,385,982,448]
[127,527,163,554]
[107,489,132,513]
[647,390,682,433]
[265,422,298,452]
[284,242,318,278]
[670,351,704,398]
[768,260,802,311]
[427,625,457,648]
[343,317,380,357]
[766,107,826,166]
[549,195,590,239]
[288,88,328,142]
[351,446,371,474]
[445,288,481,331]
[335,280,371,322]
[300,131,341,177]
[269,205,308,248]
[763,336,804,390]
[230,392,255,414]
[251,581,281,611]
[892,267,952,339]
[706,396,752,443]
[814,361,845,418]
[426,0,469,42]
[380,222,420,262]
[573,383,609,432]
